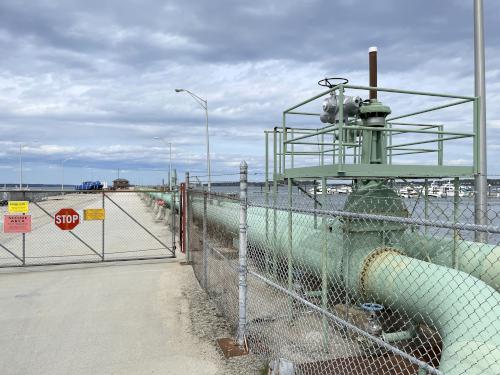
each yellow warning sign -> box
[83,208,105,221]
[8,201,29,214]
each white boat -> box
[426,180,465,198]
[308,184,323,195]
[308,183,336,195]
[337,185,352,194]
[440,180,465,198]
[327,186,337,194]
[428,181,444,198]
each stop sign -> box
[55,208,80,230]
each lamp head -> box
[174,89,184,92]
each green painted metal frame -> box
[266,84,479,180]
[256,83,494,374]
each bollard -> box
[163,207,170,225]
[156,206,165,221]
[236,161,248,347]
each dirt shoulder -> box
[181,265,267,375]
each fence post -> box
[185,172,191,262]
[102,191,105,261]
[236,161,248,347]
[313,179,317,228]
[202,189,208,289]
[22,191,26,266]
[321,176,329,352]
[287,177,293,321]
[171,189,176,257]
[453,177,460,269]
[179,183,185,253]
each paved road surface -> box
[0,260,224,374]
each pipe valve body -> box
[361,303,384,336]
[320,93,362,124]
[359,99,392,164]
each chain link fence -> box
[0,190,175,267]
[187,171,499,374]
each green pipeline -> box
[149,191,500,374]
[151,191,499,292]
[395,231,499,291]
[364,250,500,375]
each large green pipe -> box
[151,191,500,291]
[395,231,500,291]
[148,192,500,374]
[364,250,500,375]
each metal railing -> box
[265,84,478,179]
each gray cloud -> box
[0,0,499,185]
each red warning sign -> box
[54,208,80,230]
[3,215,32,233]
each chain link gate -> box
[185,165,500,375]
[0,190,176,267]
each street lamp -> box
[61,157,72,191]
[19,144,24,190]
[175,88,211,192]
[153,137,172,190]
[18,140,38,190]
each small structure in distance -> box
[113,178,130,190]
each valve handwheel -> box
[361,302,384,337]
[318,77,349,88]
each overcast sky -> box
[0,0,499,185]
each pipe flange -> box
[359,247,403,297]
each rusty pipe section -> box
[369,46,378,99]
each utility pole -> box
[474,0,488,242]
[19,144,23,190]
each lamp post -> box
[61,157,72,191]
[18,140,38,190]
[175,88,211,192]
[19,144,23,190]
[154,137,172,190]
